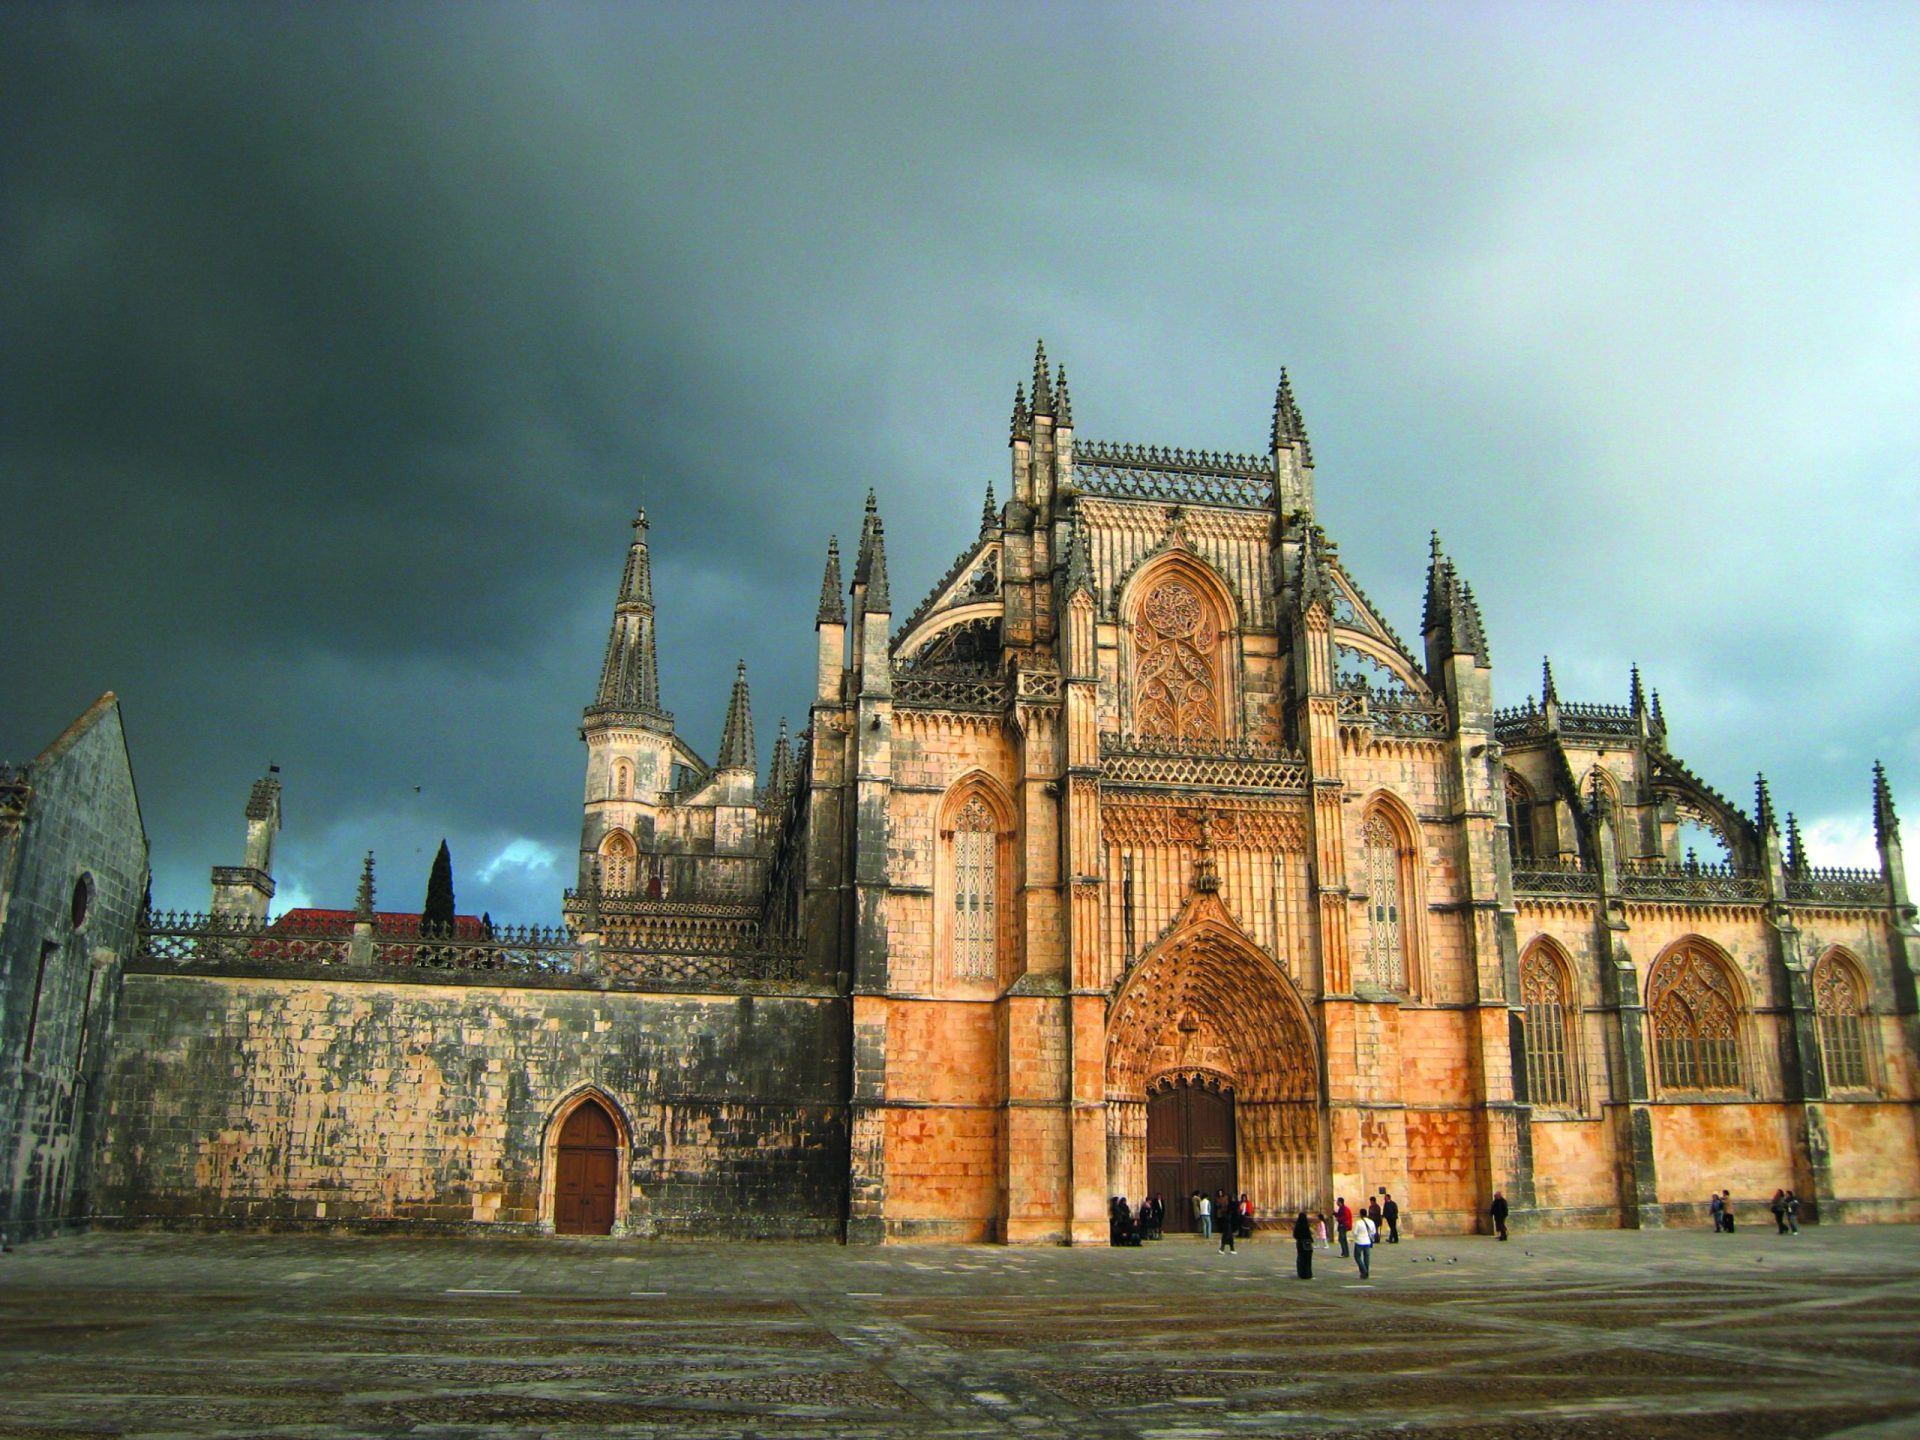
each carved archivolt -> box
[1105,893,1317,1105]
[1101,799,1305,853]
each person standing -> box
[1785,1190,1800,1235]
[1720,1190,1735,1233]
[1292,1211,1314,1279]
[1490,1190,1509,1242]
[1217,1196,1237,1253]
[1335,1197,1353,1257]
[1313,1212,1329,1250]
[1352,1208,1375,1279]
[1368,1194,1384,1234]
[1238,1193,1254,1240]
[1709,1192,1725,1232]
[1382,1191,1401,1243]
[1771,1189,1788,1234]
[1198,1191,1212,1240]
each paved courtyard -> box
[1,1224,1917,1439]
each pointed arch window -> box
[611,760,633,799]
[1813,952,1870,1091]
[951,795,998,980]
[1506,772,1536,865]
[599,831,636,897]
[1521,945,1576,1109]
[1361,810,1406,991]
[1134,578,1221,742]
[1647,944,1744,1093]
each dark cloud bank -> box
[3,2,1917,921]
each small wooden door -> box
[1146,1081,1236,1232]
[554,1099,619,1235]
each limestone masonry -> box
[7,345,1918,1242]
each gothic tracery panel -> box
[1647,944,1744,1093]
[599,831,636,896]
[1133,579,1221,742]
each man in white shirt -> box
[1352,1211,1376,1279]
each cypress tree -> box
[422,839,456,936]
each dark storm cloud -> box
[3,2,1917,920]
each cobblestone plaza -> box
[2,1226,1917,1438]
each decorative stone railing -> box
[1511,863,1601,898]
[1098,733,1309,791]
[1619,861,1765,904]
[1785,868,1887,907]
[893,670,1011,713]
[137,907,803,984]
[1073,441,1274,510]
[1336,685,1449,738]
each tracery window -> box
[1361,810,1406,990]
[952,795,997,980]
[1506,773,1536,865]
[1813,952,1870,1091]
[1647,945,1744,1093]
[611,761,633,799]
[599,831,636,896]
[1134,579,1220,742]
[1521,945,1576,1108]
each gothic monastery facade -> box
[28,345,1920,1242]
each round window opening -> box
[71,873,94,931]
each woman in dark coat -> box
[1292,1210,1314,1279]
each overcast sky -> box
[4,2,1916,923]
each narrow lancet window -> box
[1361,811,1405,990]
[1521,947,1575,1108]
[952,795,997,980]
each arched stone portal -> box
[1105,894,1320,1221]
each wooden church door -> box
[1146,1081,1236,1232]
[554,1098,619,1235]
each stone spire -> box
[717,661,756,773]
[1298,525,1333,610]
[767,717,793,796]
[1873,760,1900,849]
[1784,813,1806,875]
[1541,656,1559,705]
[592,508,666,719]
[1030,340,1053,415]
[1421,531,1448,634]
[981,481,998,534]
[1272,367,1311,466]
[853,489,879,587]
[354,851,376,921]
[1629,664,1646,715]
[1455,580,1488,664]
[1009,383,1029,445]
[863,517,891,613]
[1754,773,1777,835]
[1054,365,1072,427]
[1650,688,1665,729]
[816,536,845,626]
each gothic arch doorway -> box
[1106,894,1320,1222]
[552,1095,622,1235]
[1146,1075,1236,1232]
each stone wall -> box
[94,966,847,1238]
[0,697,148,1243]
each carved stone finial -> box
[1030,340,1053,415]
[1541,655,1559,705]
[1054,365,1072,427]
[633,507,648,532]
[981,481,998,534]
[1629,664,1646,715]
[1784,812,1806,875]
[354,851,376,921]
[1754,773,1777,835]
[717,661,756,774]
[1009,382,1029,445]
[864,519,891,613]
